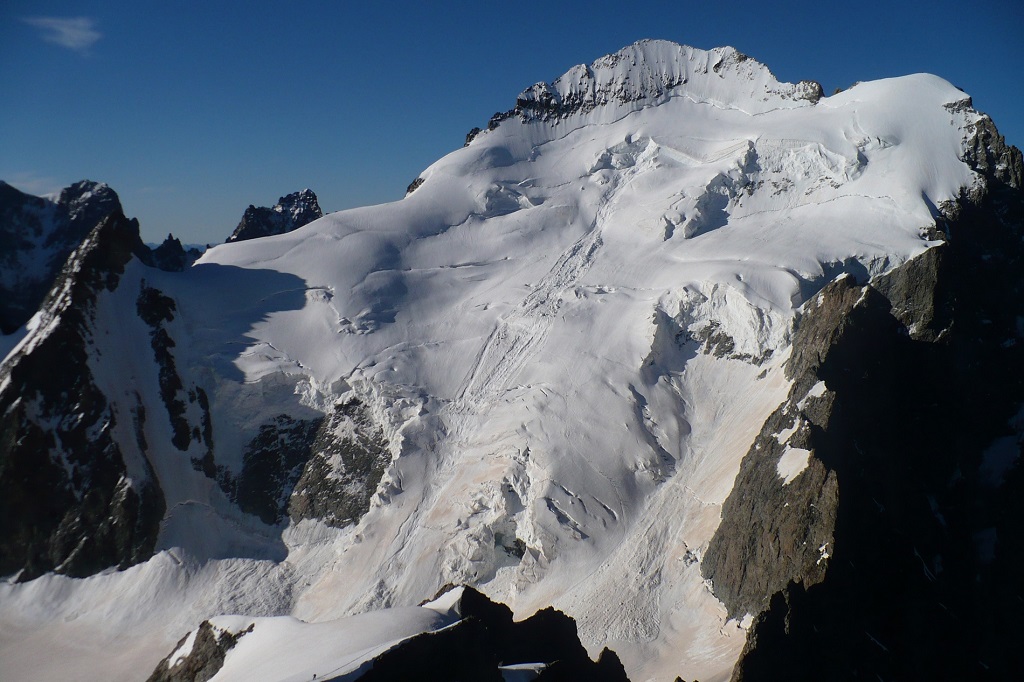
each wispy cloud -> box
[23,16,102,53]
[2,172,64,197]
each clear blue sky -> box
[3,1,1021,245]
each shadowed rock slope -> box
[226,189,322,243]
[0,210,165,580]
[703,116,1024,680]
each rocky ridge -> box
[226,189,322,243]
[0,180,122,333]
[147,587,628,682]
[481,40,822,133]
[0,210,165,580]
[149,234,203,272]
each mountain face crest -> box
[485,41,822,132]
[226,189,322,243]
[1,40,1023,682]
[0,180,122,333]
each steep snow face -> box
[0,41,989,681]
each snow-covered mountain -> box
[2,40,1022,681]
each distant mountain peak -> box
[0,179,124,333]
[226,189,322,243]
[149,232,202,272]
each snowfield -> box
[0,41,987,681]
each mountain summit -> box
[1,41,1022,681]
[511,40,820,121]
[0,180,122,333]
[226,189,323,243]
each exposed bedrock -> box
[226,189,322,243]
[147,588,628,682]
[704,128,1024,678]
[215,398,392,528]
[0,180,122,333]
[147,620,254,682]
[0,211,165,580]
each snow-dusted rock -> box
[0,180,122,333]
[226,189,322,243]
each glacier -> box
[0,40,1017,681]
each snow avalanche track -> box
[0,41,987,681]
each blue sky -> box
[3,1,1022,245]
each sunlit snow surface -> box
[0,42,983,681]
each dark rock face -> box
[149,234,202,272]
[0,179,122,333]
[406,177,425,195]
[0,210,165,580]
[137,286,190,450]
[147,620,253,682]
[0,181,198,334]
[352,587,628,682]
[136,284,216,477]
[215,398,391,527]
[148,588,628,682]
[219,414,323,525]
[226,189,322,243]
[705,121,1024,679]
[961,113,1023,189]
[288,398,391,527]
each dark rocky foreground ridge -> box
[703,115,1024,679]
[147,587,629,682]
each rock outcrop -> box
[214,398,392,528]
[147,588,629,682]
[358,588,628,681]
[483,40,821,131]
[148,233,202,272]
[147,620,254,682]
[288,398,392,528]
[225,189,322,243]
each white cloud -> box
[23,16,102,53]
[2,172,64,198]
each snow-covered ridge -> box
[489,40,823,131]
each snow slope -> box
[0,41,987,681]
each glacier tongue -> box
[0,40,996,681]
